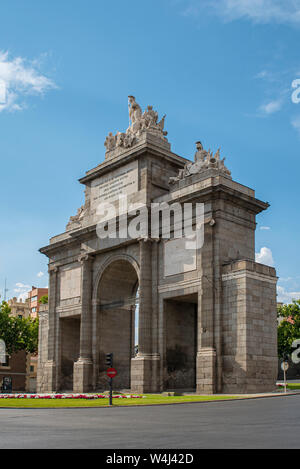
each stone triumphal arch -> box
[37,97,278,394]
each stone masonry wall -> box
[222,260,277,393]
[36,307,49,392]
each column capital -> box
[48,265,59,274]
[78,252,93,264]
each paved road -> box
[0,395,299,449]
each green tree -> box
[21,316,39,353]
[39,294,48,304]
[278,299,300,358]
[0,301,39,355]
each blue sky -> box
[0,0,299,303]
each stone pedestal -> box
[131,355,160,393]
[44,360,57,392]
[73,358,93,393]
[196,348,217,394]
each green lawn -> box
[0,394,240,408]
[287,384,300,390]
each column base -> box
[41,360,57,393]
[131,354,160,393]
[196,348,217,394]
[73,358,93,393]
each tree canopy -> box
[0,301,39,355]
[39,294,48,304]
[278,299,300,358]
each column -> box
[92,299,99,391]
[36,309,49,393]
[137,238,152,356]
[73,254,93,392]
[196,221,217,394]
[44,265,58,392]
[131,238,159,392]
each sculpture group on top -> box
[169,141,231,185]
[104,96,168,153]
[66,192,90,231]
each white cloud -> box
[260,226,271,230]
[186,0,300,25]
[259,99,283,115]
[291,115,300,135]
[17,291,30,302]
[255,70,275,80]
[255,247,275,266]
[277,285,300,304]
[254,70,290,117]
[37,272,44,278]
[13,282,31,302]
[256,70,268,79]
[0,50,57,112]
[15,282,30,289]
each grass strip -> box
[0,394,240,408]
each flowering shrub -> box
[0,393,145,399]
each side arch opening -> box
[96,259,139,390]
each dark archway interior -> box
[60,317,80,391]
[96,259,139,390]
[164,294,197,391]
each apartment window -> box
[30,366,34,372]
[32,307,37,313]
[31,296,38,302]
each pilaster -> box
[73,253,93,392]
[131,238,160,392]
[45,265,58,392]
[196,222,217,394]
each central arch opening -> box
[96,258,139,391]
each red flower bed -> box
[0,393,144,400]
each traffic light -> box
[105,353,113,367]
[283,351,289,362]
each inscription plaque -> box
[60,267,81,300]
[91,161,138,209]
[164,236,197,277]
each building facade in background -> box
[3,298,30,391]
[3,288,48,392]
[28,287,48,319]
[26,287,48,391]
[0,350,28,392]
[7,297,30,319]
